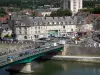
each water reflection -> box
[62,63,67,71]
[1,61,100,75]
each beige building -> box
[15,16,87,41]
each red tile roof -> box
[0,16,8,22]
[85,14,100,24]
[92,14,100,17]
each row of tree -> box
[79,7,100,14]
[50,9,72,17]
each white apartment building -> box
[63,0,83,15]
[15,16,87,41]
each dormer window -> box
[79,21,82,24]
[59,22,61,24]
[61,22,63,25]
[49,22,52,25]
[39,22,42,25]
[65,22,67,24]
[45,22,47,25]
[54,22,56,24]
[56,22,59,24]
[63,22,65,25]
[21,23,25,26]
[52,22,56,24]
[70,21,73,24]
[34,22,37,25]
[16,21,19,24]
[63,26,65,29]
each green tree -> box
[57,9,63,16]
[79,7,100,14]
[92,7,100,14]
[0,8,7,17]
[50,11,57,17]
[50,9,72,17]
[63,9,72,16]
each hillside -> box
[0,0,100,9]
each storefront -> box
[48,30,58,37]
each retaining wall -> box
[64,44,100,56]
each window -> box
[25,31,27,34]
[31,36,32,39]
[45,22,47,25]
[71,29,73,32]
[21,23,25,26]
[20,31,22,34]
[40,22,42,25]
[63,26,65,28]
[65,22,67,24]
[24,36,27,39]
[49,22,52,25]
[35,31,37,34]
[34,35,38,38]
[34,35,36,38]
[63,22,65,25]
[54,22,56,24]
[19,27,21,30]
[38,31,40,33]
[61,22,63,25]
[59,22,61,24]
[38,26,40,29]
[24,27,27,30]
[35,26,37,29]
[34,22,37,25]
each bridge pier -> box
[7,63,33,73]
[62,44,68,56]
[20,63,33,73]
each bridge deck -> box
[0,42,63,68]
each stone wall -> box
[64,44,100,56]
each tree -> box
[0,8,7,17]
[63,9,72,16]
[50,9,72,17]
[50,11,57,17]
[79,7,100,14]
[92,7,100,14]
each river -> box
[0,60,100,75]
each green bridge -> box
[0,43,63,73]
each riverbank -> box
[43,44,100,63]
[43,55,100,63]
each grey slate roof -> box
[15,15,86,27]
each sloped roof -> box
[0,16,8,23]
[15,15,86,26]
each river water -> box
[1,60,100,75]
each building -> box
[0,16,12,39]
[14,15,89,41]
[35,8,60,17]
[63,0,83,15]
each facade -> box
[63,0,83,15]
[15,15,88,41]
[35,8,60,17]
[41,12,51,17]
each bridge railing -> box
[0,44,63,67]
